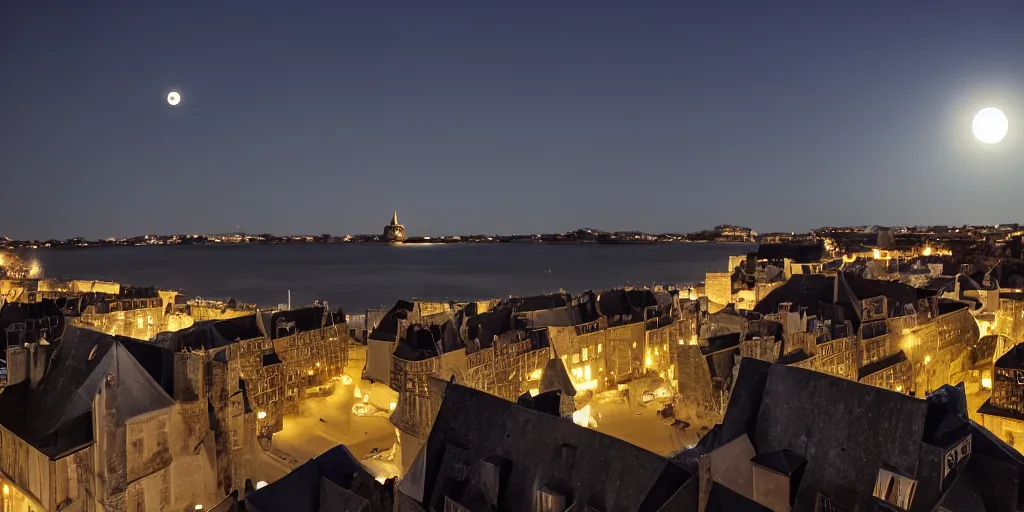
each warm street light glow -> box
[924,355,932,365]
[982,377,993,389]
[973,107,1008,144]
[3,484,9,495]
[255,481,268,490]
[195,506,203,511]
[895,385,903,393]
[389,401,397,411]
[341,375,353,385]
[922,246,933,256]
[529,368,543,381]
[257,410,267,420]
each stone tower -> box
[383,210,407,243]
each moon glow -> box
[972,107,1008,144]
[167,91,181,106]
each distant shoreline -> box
[11,239,757,250]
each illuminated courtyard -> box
[254,345,401,484]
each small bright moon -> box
[972,106,1008,144]
[167,91,181,106]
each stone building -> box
[153,306,348,444]
[61,286,190,340]
[753,273,978,396]
[0,323,235,512]
[364,300,459,384]
[242,445,395,512]
[675,359,1024,511]
[383,210,407,243]
[265,306,348,413]
[977,342,1024,453]
[395,381,696,511]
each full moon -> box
[972,106,1008,144]
[167,91,181,106]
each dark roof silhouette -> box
[404,382,692,511]
[755,241,826,263]
[0,326,174,459]
[246,444,392,512]
[680,359,1024,511]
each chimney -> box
[28,343,48,387]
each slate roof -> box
[246,444,390,512]
[749,450,807,477]
[704,483,769,512]
[996,343,1024,370]
[504,293,570,312]
[0,326,175,459]
[213,314,264,342]
[754,273,937,332]
[755,241,826,264]
[856,350,908,380]
[538,357,576,397]
[367,300,415,341]
[270,306,334,339]
[404,382,693,511]
[687,360,1024,511]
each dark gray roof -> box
[752,365,929,511]
[996,343,1024,371]
[755,241,826,264]
[0,326,174,459]
[367,300,415,341]
[856,350,908,380]
[270,306,331,339]
[409,382,692,511]
[539,357,576,397]
[245,444,390,512]
[705,482,769,512]
[749,449,806,477]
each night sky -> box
[2,1,1023,240]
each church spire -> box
[391,210,399,226]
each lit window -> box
[582,348,589,361]
[597,343,603,354]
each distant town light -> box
[255,481,268,490]
[257,410,267,420]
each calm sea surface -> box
[28,243,752,313]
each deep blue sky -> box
[3,1,1024,240]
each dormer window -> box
[873,468,917,510]
[536,487,566,512]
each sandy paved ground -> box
[256,344,400,483]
